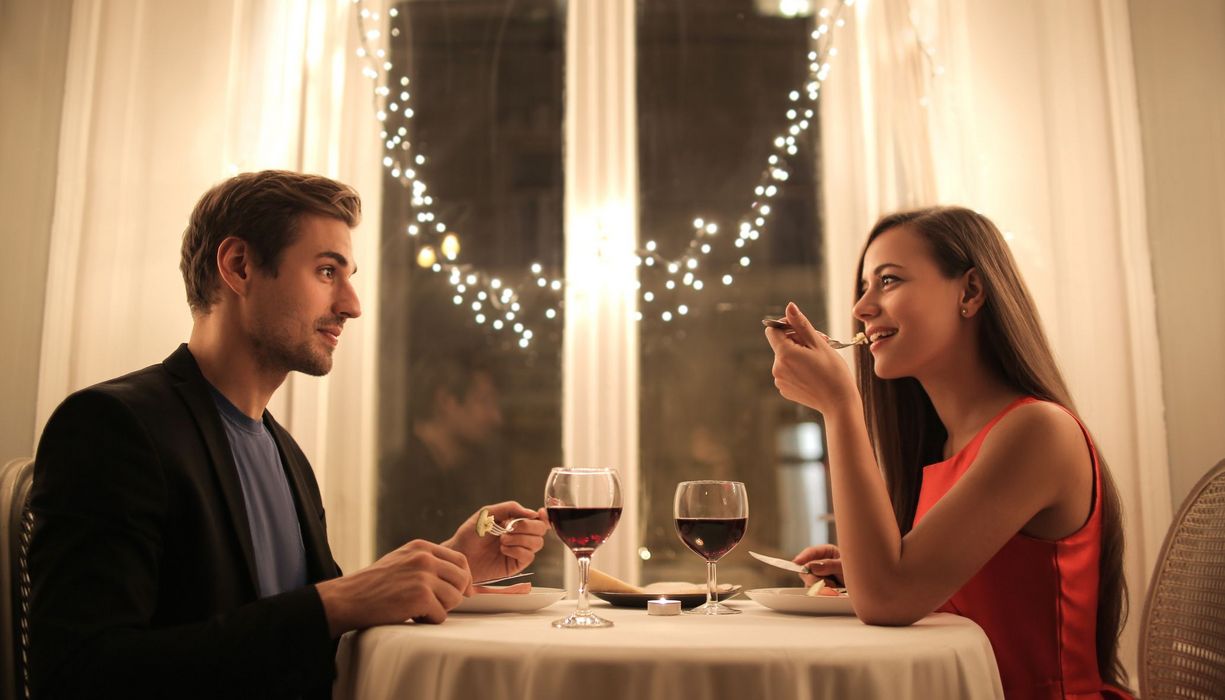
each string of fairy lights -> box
[632,0,854,324]
[352,0,861,345]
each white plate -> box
[746,587,855,615]
[452,587,566,614]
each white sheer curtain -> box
[821,0,1172,679]
[35,0,383,572]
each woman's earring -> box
[961,308,968,317]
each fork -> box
[485,517,528,536]
[762,319,868,349]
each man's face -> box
[245,214,361,376]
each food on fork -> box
[475,508,496,537]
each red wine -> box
[676,517,747,561]
[548,506,623,555]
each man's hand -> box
[443,501,548,584]
[315,540,471,636]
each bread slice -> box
[586,569,734,595]
[586,567,645,594]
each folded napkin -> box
[588,567,734,595]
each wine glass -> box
[545,467,623,628]
[674,480,748,615]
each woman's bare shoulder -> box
[979,399,1090,482]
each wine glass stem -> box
[705,561,718,606]
[577,555,593,616]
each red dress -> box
[912,397,1133,699]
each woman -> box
[765,207,1131,699]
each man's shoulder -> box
[67,362,175,411]
[51,347,199,426]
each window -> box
[375,0,830,589]
[636,0,830,587]
[375,0,568,586]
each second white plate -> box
[746,587,855,615]
[452,587,566,614]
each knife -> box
[473,572,535,586]
[749,550,811,575]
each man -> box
[28,170,548,698]
[379,355,507,550]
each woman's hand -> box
[793,544,844,587]
[443,501,549,583]
[764,302,858,414]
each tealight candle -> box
[647,598,681,616]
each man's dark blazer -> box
[29,344,342,699]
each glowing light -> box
[441,233,460,260]
[416,246,437,268]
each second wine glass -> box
[674,480,748,615]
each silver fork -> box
[762,319,868,349]
[485,517,527,536]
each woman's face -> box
[852,226,968,380]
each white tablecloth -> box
[334,600,1003,700]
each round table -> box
[334,599,1003,700]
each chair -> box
[1140,458,1225,698]
[1,458,34,700]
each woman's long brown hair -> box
[852,207,1129,689]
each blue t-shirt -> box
[209,385,308,598]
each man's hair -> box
[180,170,361,313]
